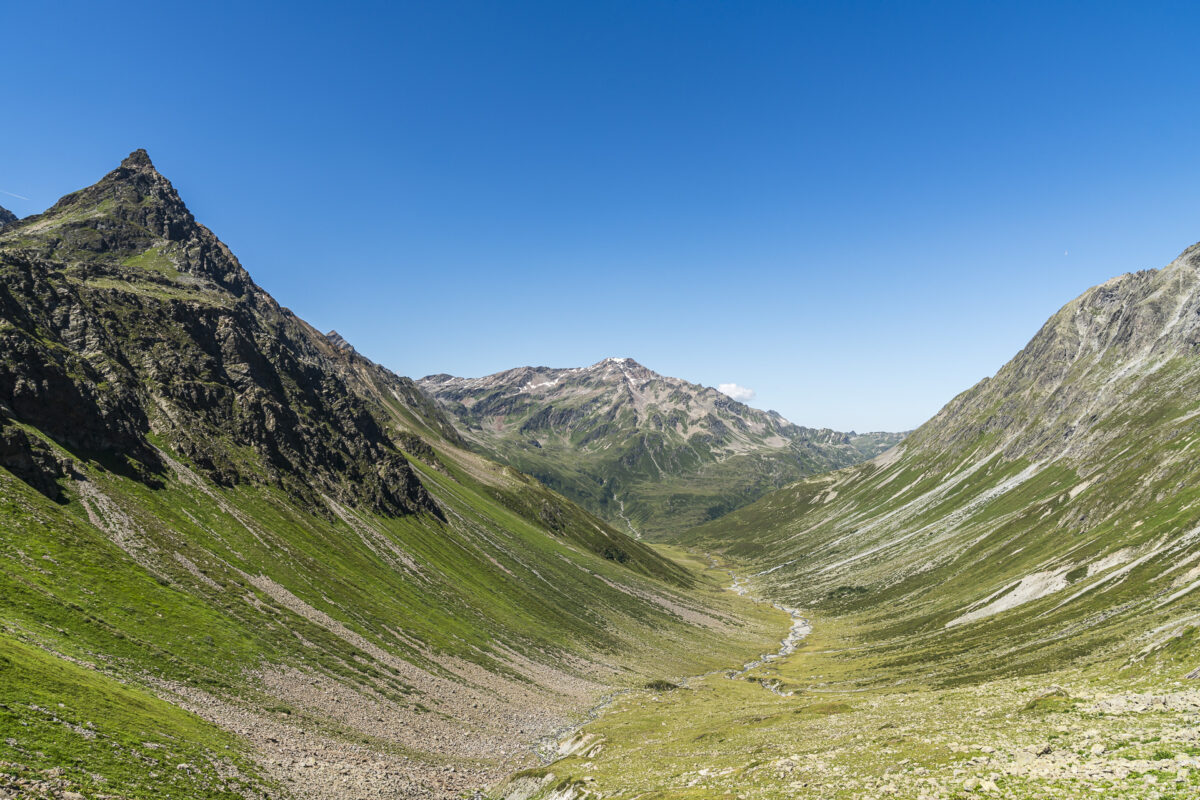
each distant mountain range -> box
[420,359,903,537]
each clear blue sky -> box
[4,1,1199,431]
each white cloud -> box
[718,383,755,402]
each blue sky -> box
[4,1,1200,431]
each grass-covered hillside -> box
[493,248,1200,800]
[0,152,780,799]
[685,250,1200,683]
[420,359,902,538]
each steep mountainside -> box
[0,152,778,799]
[687,245,1200,683]
[420,359,902,537]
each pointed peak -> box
[28,149,195,238]
[19,151,256,297]
[585,357,661,385]
[595,356,643,368]
[0,205,17,229]
[120,148,156,171]
[325,330,356,354]
[100,149,172,191]
[596,356,654,373]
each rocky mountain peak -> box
[599,356,643,368]
[120,147,156,170]
[10,151,257,297]
[67,148,192,227]
[590,357,656,382]
[0,154,441,518]
[0,206,16,230]
[419,359,904,536]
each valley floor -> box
[494,557,1200,800]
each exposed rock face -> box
[0,205,17,230]
[325,329,355,353]
[909,248,1200,463]
[0,150,440,517]
[0,422,73,501]
[420,358,903,537]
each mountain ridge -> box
[420,357,903,537]
[684,242,1200,683]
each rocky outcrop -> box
[325,329,355,353]
[0,421,74,501]
[0,205,17,230]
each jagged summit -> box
[55,148,182,211]
[0,152,440,518]
[120,147,155,170]
[4,150,256,296]
[0,205,16,229]
[598,356,646,368]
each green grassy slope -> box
[497,612,1200,800]
[683,252,1200,684]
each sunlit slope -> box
[687,248,1200,683]
[0,152,777,799]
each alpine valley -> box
[0,153,781,799]
[495,248,1200,799]
[2,152,1200,800]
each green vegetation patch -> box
[121,247,179,276]
[0,633,267,799]
[1021,688,1078,715]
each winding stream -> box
[719,572,811,695]
[531,560,809,765]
